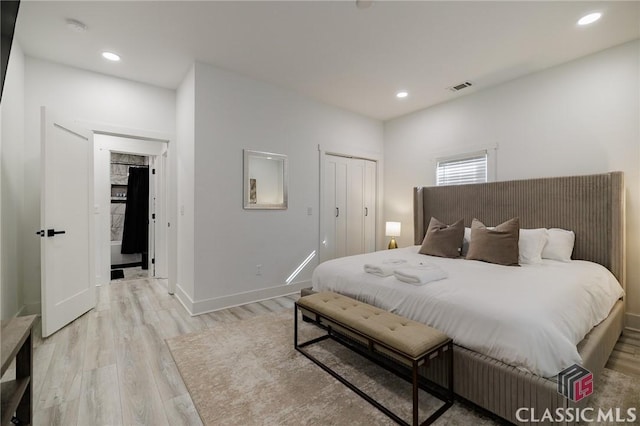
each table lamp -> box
[385,221,401,249]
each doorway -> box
[109,152,150,281]
[94,133,168,286]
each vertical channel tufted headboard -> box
[413,172,625,288]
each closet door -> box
[363,160,377,253]
[323,155,349,260]
[322,154,377,261]
[346,159,365,256]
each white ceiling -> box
[15,1,640,121]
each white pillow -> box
[542,228,575,262]
[519,228,548,264]
[461,227,472,256]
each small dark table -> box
[1,315,37,426]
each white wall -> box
[178,61,383,313]
[384,41,640,321]
[0,96,2,320]
[0,43,25,319]
[0,103,2,320]
[175,66,196,304]
[23,57,176,313]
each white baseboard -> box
[184,281,311,316]
[173,283,195,315]
[626,312,640,331]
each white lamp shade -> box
[385,221,401,237]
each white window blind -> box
[436,152,487,186]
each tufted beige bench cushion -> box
[297,291,449,360]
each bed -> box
[310,172,625,425]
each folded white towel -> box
[364,259,407,277]
[393,264,448,286]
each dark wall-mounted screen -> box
[1,1,21,102]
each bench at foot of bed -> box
[295,291,453,426]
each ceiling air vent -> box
[448,81,472,92]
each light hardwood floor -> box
[26,277,299,426]
[7,278,639,425]
[606,327,640,378]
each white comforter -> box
[311,246,624,377]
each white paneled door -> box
[363,160,376,253]
[322,154,376,262]
[40,107,95,337]
[323,154,349,260]
[346,158,365,256]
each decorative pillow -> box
[519,228,548,264]
[542,228,575,262]
[419,217,464,258]
[466,218,520,266]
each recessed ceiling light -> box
[396,91,408,99]
[356,0,373,9]
[577,12,602,26]
[65,18,87,33]
[102,51,121,62]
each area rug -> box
[166,311,639,425]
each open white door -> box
[156,150,169,279]
[40,107,95,337]
[148,156,156,277]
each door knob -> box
[47,229,66,237]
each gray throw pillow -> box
[419,217,464,258]
[466,217,520,266]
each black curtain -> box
[1,1,21,101]
[121,167,149,265]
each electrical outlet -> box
[256,264,262,275]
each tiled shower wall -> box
[111,153,148,242]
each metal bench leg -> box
[448,342,454,402]
[294,303,298,348]
[413,360,419,426]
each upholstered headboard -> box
[413,172,625,288]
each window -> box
[436,151,488,186]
